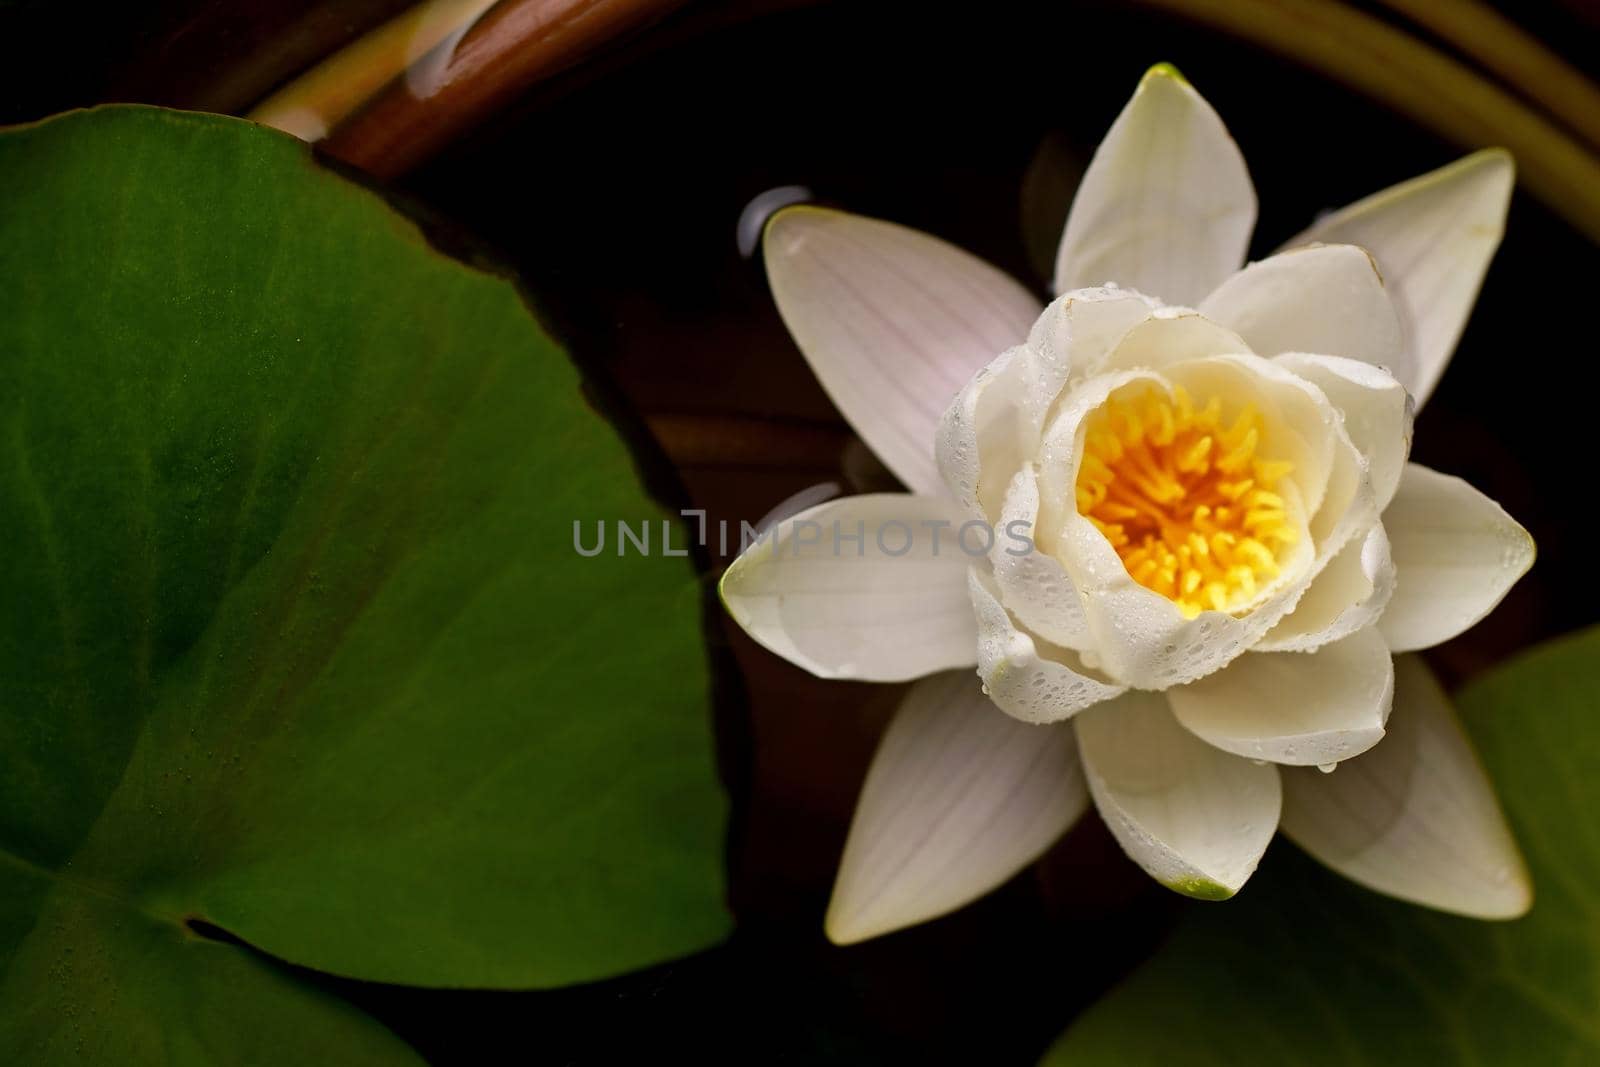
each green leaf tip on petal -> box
[1143,61,1190,87]
[1167,876,1234,902]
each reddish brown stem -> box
[321,0,687,178]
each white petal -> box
[969,569,1125,724]
[937,288,1156,521]
[1094,309,1253,377]
[1256,524,1396,653]
[1280,655,1531,918]
[763,206,1041,493]
[1035,355,1367,690]
[991,466,1092,649]
[935,345,1034,523]
[1276,352,1413,509]
[1169,626,1394,766]
[719,494,978,681]
[826,671,1088,943]
[1303,397,1376,553]
[1075,692,1281,898]
[1055,64,1255,305]
[1025,285,1162,385]
[1379,464,1535,652]
[1200,245,1407,383]
[1284,150,1513,408]
[1258,357,1382,567]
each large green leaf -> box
[0,106,728,1061]
[1042,627,1600,1065]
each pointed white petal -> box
[1055,64,1255,305]
[826,671,1089,943]
[969,569,1125,724]
[1075,692,1281,898]
[1170,626,1394,766]
[991,466,1092,650]
[937,288,1156,521]
[1284,150,1514,408]
[1256,524,1396,653]
[1276,352,1413,509]
[764,206,1041,494]
[719,494,978,681]
[1281,655,1531,918]
[1379,464,1535,652]
[1200,245,1407,383]
[1203,243,1401,371]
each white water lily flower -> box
[720,64,1535,943]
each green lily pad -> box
[1041,626,1600,1065]
[0,106,728,1062]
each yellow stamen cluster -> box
[1075,384,1298,618]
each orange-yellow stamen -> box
[1076,384,1298,618]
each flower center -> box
[1075,384,1298,618]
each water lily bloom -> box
[721,64,1535,943]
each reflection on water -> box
[248,0,498,140]
[736,184,814,259]
[404,0,499,100]
[753,480,840,534]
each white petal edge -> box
[936,288,1157,522]
[1256,524,1396,653]
[826,671,1089,943]
[1280,654,1531,919]
[1094,308,1253,377]
[1276,352,1413,510]
[1284,150,1514,409]
[1199,244,1409,386]
[1075,691,1281,898]
[1169,625,1394,766]
[969,569,1125,724]
[719,494,978,681]
[1379,464,1535,652]
[1025,285,1162,387]
[1055,64,1256,306]
[991,465,1092,650]
[764,206,1042,494]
